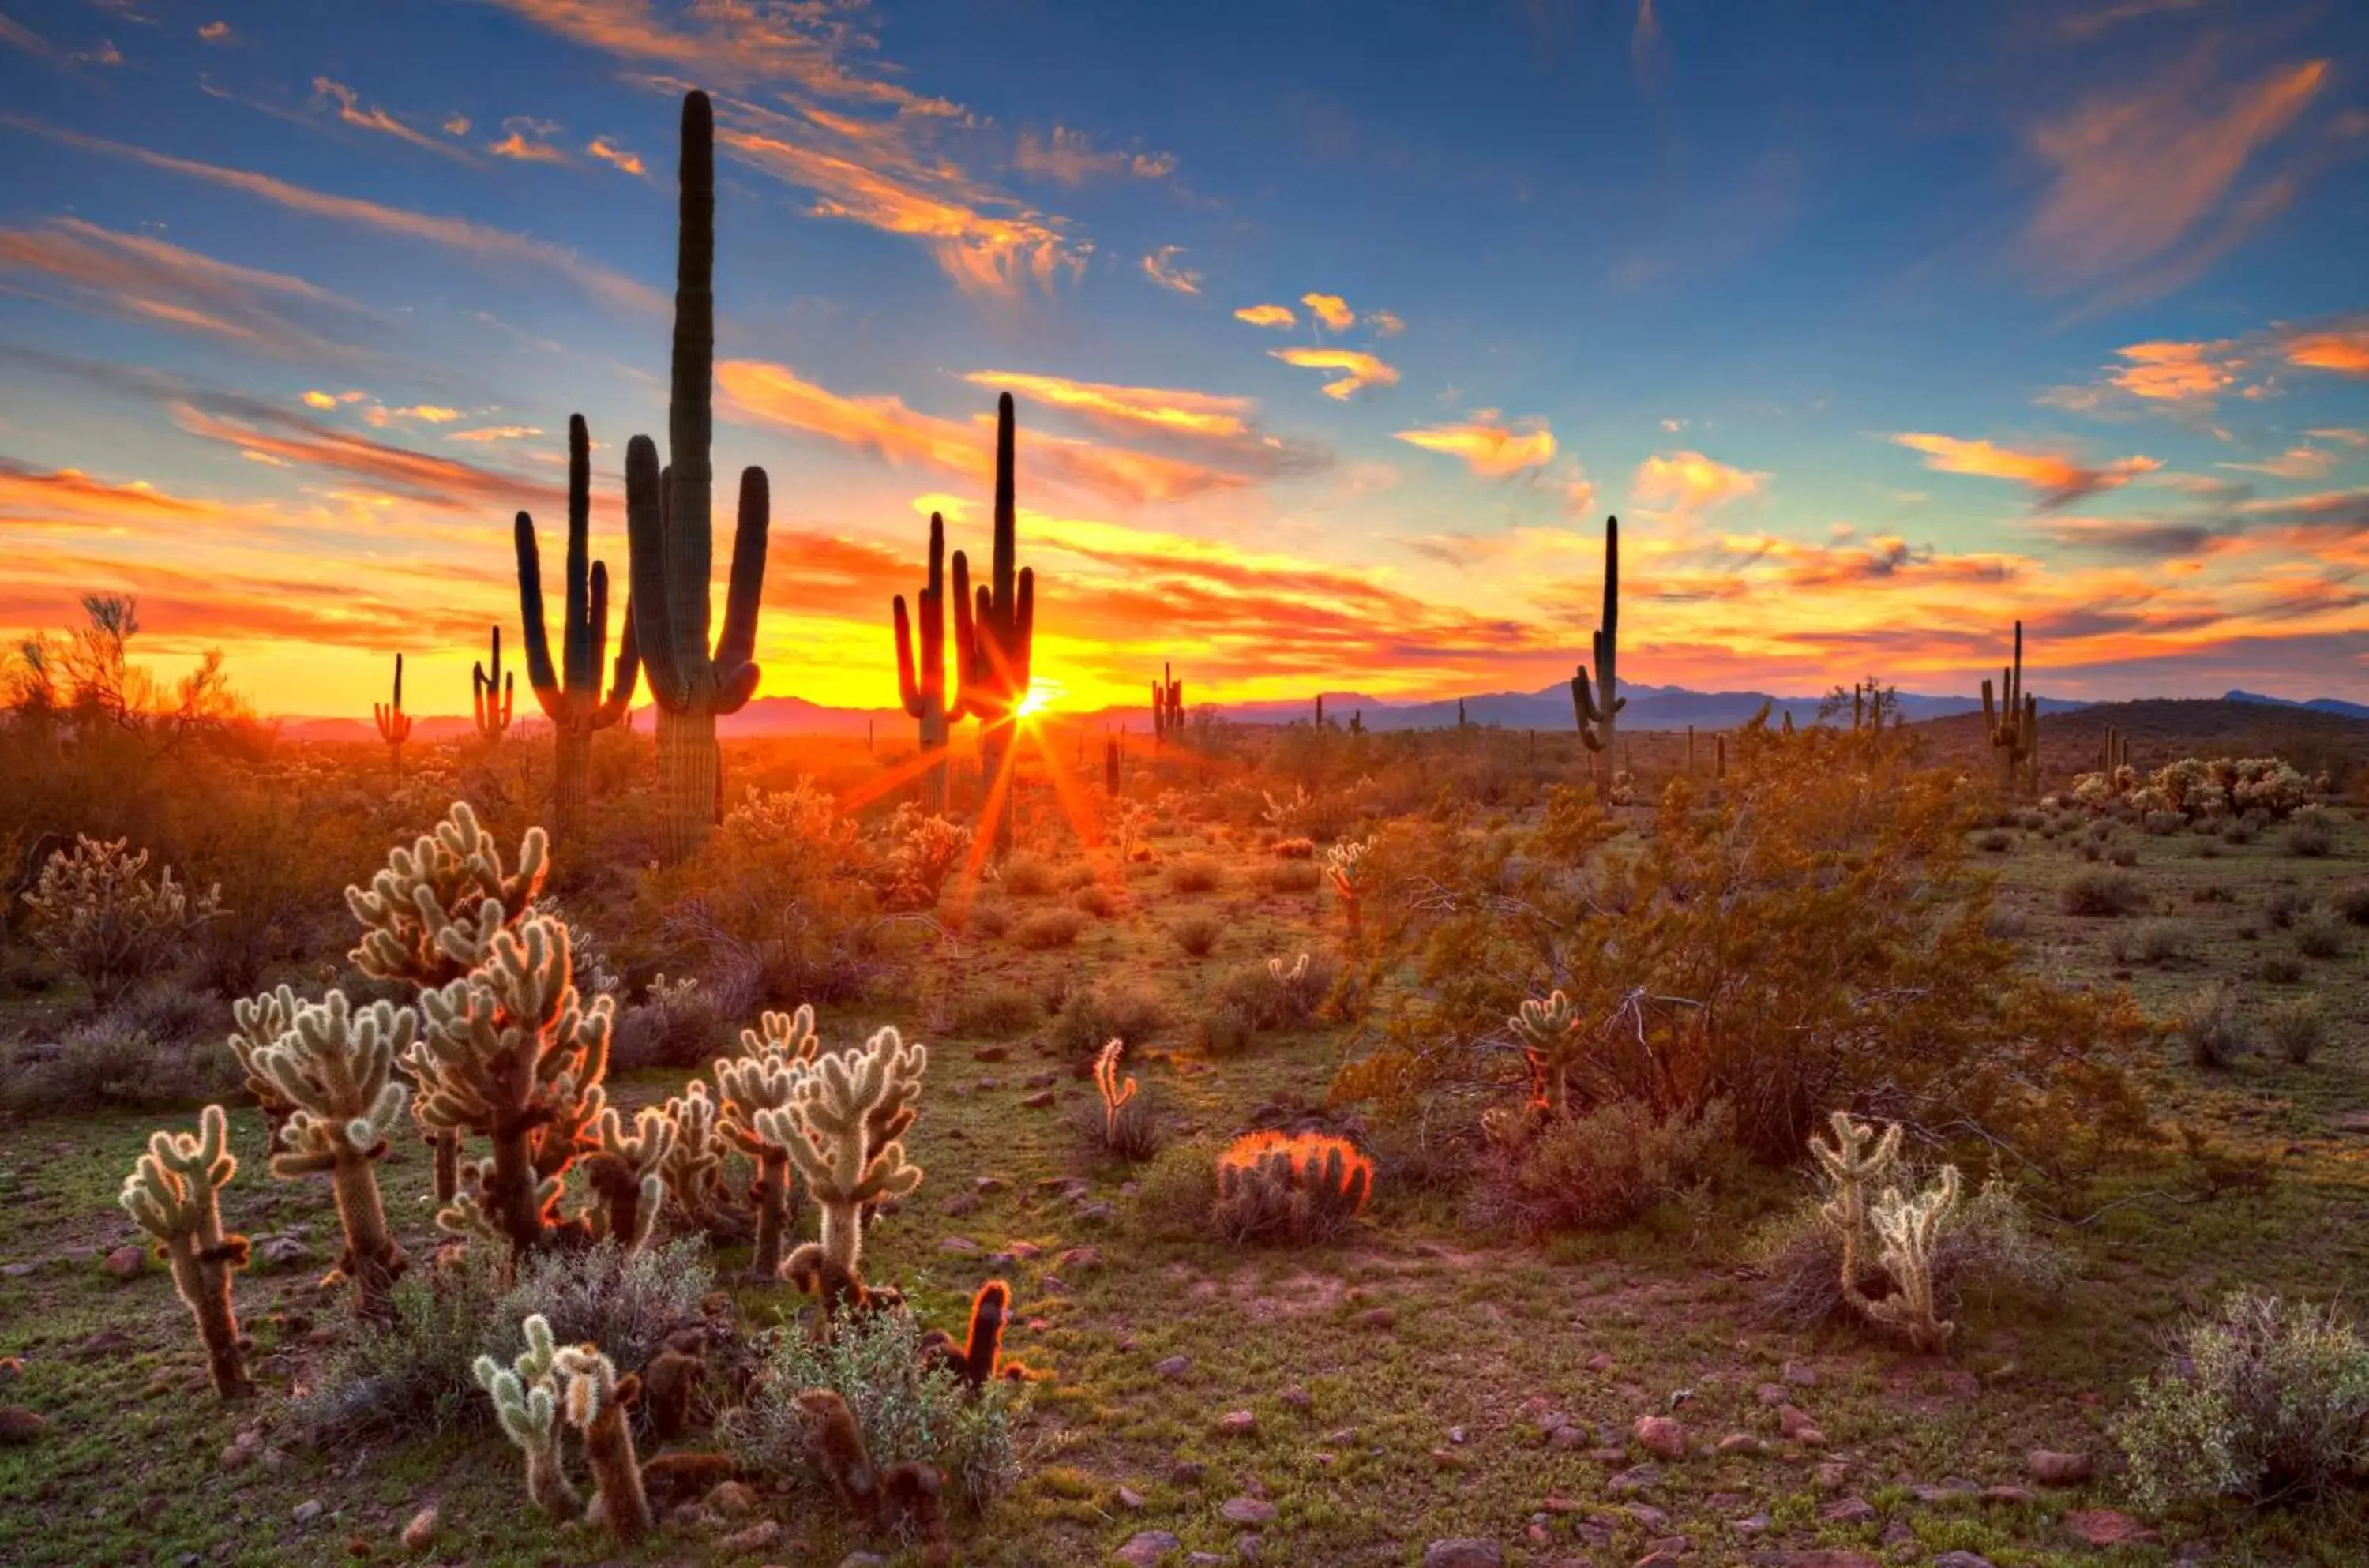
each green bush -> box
[2113,1290,2369,1511]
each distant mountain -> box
[1168,681,2086,733]
[2224,688,2369,722]
[275,696,907,743]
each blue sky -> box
[2,0,2366,715]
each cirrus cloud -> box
[1269,347,1399,401]
[1891,432,2161,509]
[1395,412,1558,477]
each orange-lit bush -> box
[1212,1129,1374,1244]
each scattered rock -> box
[1057,1247,1102,1273]
[1819,1496,1876,1525]
[1632,1416,1688,1459]
[715,1520,780,1554]
[291,1500,325,1525]
[1420,1541,1503,1568]
[1172,1461,1207,1487]
[1548,1424,1587,1450]
[103,1245,145,1278]
[1215,1409,1256,1436]
[1781,1360,1819,1386]
[1607,1462,1661,1494]
[1586,1352,1616,1373]
[941,1193,982,1217]
[1636,1538,1691,1566]
[256,1235,312,1268]
[1625,1502,1670,1531]
[1931,1555,1996,1568]
[1280,1386,1312,1409]
[705,1480,758,1517]
[1748,1553,1881,1568]
[1431,1446,1467,1469]
[399,1506,437,1552]
[1220,1497,1276,1526]
[0,1407,45,1444]
[2063,1509,2157,1547]
[1116,1486,1146,1510]
[1,1263,34,1278]
[1755,1382,1790,1405]
[1153,1356,1192,1378]
[1813,1461,1850,1493]
[2027,1449,2094,1487]
[1115,1530,1182,1566]
[1982,1484,2037,1505]
[1715,1432,1764,1456]
[939,1236,981,1255]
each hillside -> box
[1907,697,2369,786]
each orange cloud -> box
[0,114,663,313]
[489,117,569,163]
[1892,432,2161,509]
[2285,327,2369,375]
[1270,347,1398,401]
[168,396,561,512]
[586,135,644,175]
[1012,126,1175,184]
[1301,292,1356,332]
[1368,309,1406,336]
[199,21,231,42]
[1395,413,1558,477]
[449,425,544,443]
[1141,246,1200,295]
[442,113,471,137]
[363,404,464,427]
[485,0,959,109]
[1234,303,1296,329]
[963,372,1254,441]
[301,389,367,410]
[2111,339,2243,402]
[2025,53,2326,294]
[312,77,460,159]
[1631,450,1767,515]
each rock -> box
[1221,1497,1277,1525]
[1117,1486,1146,1510]
[1354,1307,1396,1331]
[705,1480,758,1517]
[1624,1503,1670,1531]
[256,1234,313,1268]
[1022,1090,1056,1109]
[974,1045,1010,1063]
[835,1555,888,1568]
[1715,1432,1764,1456]
[1215,1409,1256,1436]
[1,1263,34,1278]
[716,1520,780,1553]
[1776,1404,1819,1440]
[1607,1462,1661,1494]
[1819,1496,1876,1524]
[399,1506,437,1552]
[2063,1509,2157,1547]
[1755,1382,1790,1405]
[1172,1460,1207,1486]
[1781,1360,1819,1386]
[2027,1448,2094,1486]
[1078,1201,1120,1222]
[1633,1416,1688,1459]
[1586,1352,1616,1372]
[939,1236,981,1255]
[1636,1539,1690,1566]
[103,1245,145,1278]
[1420,1542,1504,1568]
[1982,1484,2036,1504]
[1430,1446,1467,1469]
[1153,1355,1192,1378]
[1548,1424,1586,1450]
[974,1175,1008,1194]
[941,1193,981,1217]
[1115,1530,1182,1566]
[1234,1535,1261,1562]
[0,1407,45,1444]
[291,1500,325,1525]
[1748,1554,1881,1568]
[1057,1247,1103,1273]
[1280,1386,1312,1410]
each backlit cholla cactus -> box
[1809,1109,1901,1315]
[1213,1130,1374,1244]
[1092,1037,1137,1148]
[1323,838,1372,939]
[475,1313,580,1520]
[655,1079,736,1233]
[119,1104,253,1397]
[21,835,222,1005]
[1508,989,1586,1120]
[715,1005,820,1277]
[882,802,972,909]
[1864,1165,1961,1353]
[584,1106,674,1251]
[554,1341,653,1541]
[408,914,612,1253]
[755,1025,928,1279]
[233,988,413,1316]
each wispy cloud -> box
[2059,0,2206,41]
[1631,449,1767,516]
[1141,246,1200,295]
[1301,292,1356,332]
[1270,347,1399,401]
[1395,412,1557,477]
[198,20,230,43]
[488,115,570,163]
[170,396,561,512]
[2285,323,2369,375]
[1234,303,1296,329]
[1892,432,2161,508]
[311,77,466,160]
[0,114,664,313]
[585,134,644,175]
[448,425,544,443]
[1012,126,1174,183]
[963,372,1256,441]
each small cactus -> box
[1213,1129,1373,1244]
[119,1105,253,1397]
[1322,838,1372,940]
[471,624,513,745]
[753,1024,927,1279]
[1571,515,1624,768]
[1092,1037,1137,1148]
[1507,989,1585,1120]
[373,653,412,778]
[584,1105,673,1251]
[715,1005,820,1277]
[554,1342,653,1540]
[1864,1165,1961,1353]
[475,1314,580,1520]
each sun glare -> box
[1016,677,1062,718]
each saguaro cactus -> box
[1151,663,1183,744]
[472,626,514,745]
[519,415,641,848]
[374,654,413,778]
[1571,515,1624,769]
[233,989,412,1316]
[1980,619,2038,797]
[756,1025,927,1280]
[475,1313,579,1520]
[715,1004,820,1278]
[119,1104,252,1397]
[628,90,772,862]
[952,393,1036,855]
[892,512,955,812]
[2099,724,2131,775]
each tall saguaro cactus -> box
[1571,515,1624,772]
[472,626,513,745]
[628,90,772,862]
[892,512,955,812]
[374,654,413,778]
[519,415,641,848]
[1151,662,1182,745]
[952,393,1036,855]
[1980,619,2037,797]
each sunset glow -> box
[1,2,2365,717]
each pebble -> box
[1215,1409,1256,1436]
[400,1505,437,1551]
[1153,1355,1191,1378]
[1632,1415,1688,1459]
[717,1521,780,1554]
[1819,1495,1877,1524]
[1219,1497,1276,1525]
[2027,1448,2094,1486]
[103,1245,145,1278]
[1114,1529,1181,1566]
[1420,1542,1503,1568]
[291,1500,324,1525]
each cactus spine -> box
[472,625,513,744]
[628,90,772,862]
[519,415,641,848]
[1980,619,2037,797]
[952,393,1035,857]
[374,653,412,778]
[475,1313,580,1520]
[231,988,412,1316]
[1152,662,1183,744]
[893,511,955,812]
[756,1025,926,1279]
[1571,515,1624,770]
[715,1005,820,1278]
[119,1104,252,1397]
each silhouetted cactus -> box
[2099,724,2131,775]
[1981,620,2037,797]
[894,512,955,812]
[1151,662,1183,744]
[119,1104,252,1397]
[952,394,1034,855]
[1571,516,1624,767]
[628,90,772,861]
[472,625,513,744]
[518,415,640,847]
[374,653,412,778]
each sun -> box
[1016,677,1063,720]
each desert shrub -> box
[1746,1168,2076,1330]
[1260,859,1323,894]
[1133,1138,1221,1238]
[293,1239,713,1442]
[2195,839,2222,860]
[2221,819,2257,845]
[2285,811,2333,857]
[880,805,972,910]
[725,1307,1018,1515]
[2257,955,2304,983]
[2295,906,2346,959]
[1215,952,1333,1033]
[0,1018,193,1115]
[2264,996,2327,1065]
[1072,883,1117,919]
[1166,855,1222,894]
[999,854,1057,897]
[1472,1099,1740,1234]
[2264,888,2307,928]
[1211,1129,1374,1245]
[2177,983,2249,1069]
[2142,810,2184,836]
[1269,837,1316,860]
[1984,904,2031,940]
[967,902,1011,940]
[2112,1289,2369,1511]
[1977,829,2011,853]
[2332,883,2369,926]
[1191,1001,1255,1056]
[17,834,223,1004]
[1079,1045,1162,1161]
[2192,883,2235,904]
[2061,867,2144,917]
[2108,921,2194,967]
[1169,911,1223,958]
[678,782,883,1007]
[610,972,726,1071]
[952,981,1042,1039]
[1049,977,1166,1060]
[2108,841,2141,867]
[1011,907,1088,950]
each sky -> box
[1,0,2366,718]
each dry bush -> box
[1214,952,1333,1033]
[2285,814,2334,858]
[2265,996,2327,1064]
[2332,883,2369,925]
[999,854,1058,897]
[1167,854,1222,893]
[967,902,1011,940]
[1072,883,1118,918]
[0,1018,206,1115]
[1132,1138,1221,1239]
[2258,955,2305,984]
[2108,920,2194,967]
[1012,907,1088,950]
[2264,887,2307,928]
[1260,860,1323,894]
[1049,977,1166,1060]
[1471,1099,1740,1234]
[1191,1001,1255,1056]
[610,972,727,1071]
[953,981,1042,1038]
[879,805,972,910]
[2295,906,2347,959]
[1169,911,1223,958]
[1268,837,1316,860]
[18,835,222,1004]
[2178,982,2250,1068]
[2060,867,2144,917]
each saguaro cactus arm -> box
[1570,515,1624,752]
[516,415,644,731]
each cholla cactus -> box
[1260,785,1312,837]
[753,1025,927,1276]
[21,835,223,1005]
[1323,838,1372,938]
[1092,1037,1137,1148]
[715,1005,820,1277]
[474,1313,580,1520]
[1508,989,1586,1120]
[883,803,972,909]
[1863,1165,1961,1353]
[235,988,413,1316]
[554,1341,653,1540]
[119,1105,252,1397]
[1267,952,1310,986]
[656,1079,736,1232]
[584,1106,673,1251]
[1213,1130,1374,1245]
[409,913,611,1253]
[1809,1109,1902,1314]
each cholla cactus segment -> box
[1509,990,1581,1052]
[344,801,550,988]
[752,1025,928,1274]
[1321,838,1371,895]
[246,991,413,1172]
[1507,989,1588,1118]
[120,1104,253,1397]
[1267,953,1310,985]
[475,1314,580,1520]
[1864,1165,1962,1352]
[1093,1038,1138,1145]
[226,984,303,1137]
[584,1106,674,1250]
[554,1341,653,1540]
[21,835,223,1005]
[714,1005,822,1277]
[657,1079,733,1225]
